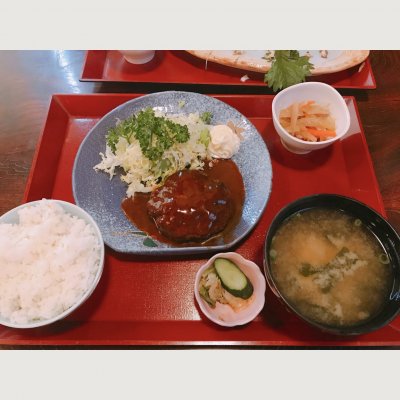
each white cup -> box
[119,50,156,64]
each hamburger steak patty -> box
[147,170,234,242]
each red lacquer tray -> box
[80,51,377,89]
[2,93,399,347]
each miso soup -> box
[270,208,393,327]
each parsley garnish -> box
[264,50,314,92]
[106,115,136,153]
[106,108,190,161]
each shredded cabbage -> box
[94,110,212,197]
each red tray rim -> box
[9,92,397,347]
[79,51,377,90]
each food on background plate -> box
[95,106,245,244]
[269,208,393,327]
[187,50,370,91]
[199,258,254,312]
[0,200,102,325]
[319,50,328,58]
[264,50,314,92]
[279,101,336,142]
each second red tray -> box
[2,93,398,346]
[81,51,377,89]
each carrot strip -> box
[306,127,336,138]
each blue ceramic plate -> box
[72,91,272,255]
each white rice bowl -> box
[0,199,104,328]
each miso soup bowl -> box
[272,82,350,154]
[263,194,400,336]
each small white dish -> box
[272,82,350,154]
[194,252,266,327]
[0,199,104,329]
[119,50,155,64]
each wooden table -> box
[0,50,399,348]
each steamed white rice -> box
[0,199,101,325]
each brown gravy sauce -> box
[121,159,245,246]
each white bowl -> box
[0,199,105,329]
[272,82,350,154]
[119,50,155,64]
[194,252,266,327]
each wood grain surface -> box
[0,50,399,349]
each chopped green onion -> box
[269,249,277,260]
[379,253,390,265]
[354,219,362,227]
